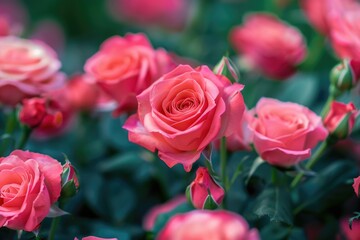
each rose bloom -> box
[0,150,62,231]
[0,16,9,36]
[188,167,224,209]
[248,98,328,167]
[85,33,174,115]
[301,0,330,35]
[0,36,65,106]
[143,195,187,231]
[108,0,189,30]
[124,65,245,171]
[157,210,260,240]
[224,109,252,151]
[230,14,307,80]
[323,101,358,139]
[75,237,118,240]
[327,0,360,60]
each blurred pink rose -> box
[85,33,174,115]
[230,14,307,80]
[248,98,328,167]
[75,237,118,240]
[340,218,360,240]
[0,0,27,36]
[143,195,187,231]
[157,210,260,240]
[0,36,65,106]
[124,65,245,171]
[19,97,48,128]
[0,150,62,231]
[0,16,10,36]
[323,101,358,139]
[301,0,329,35]
[108,0,189,30]
[188,167,224,209]
[327,0,360,60]
[31,20,65,54]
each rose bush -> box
[0,150,62,231]
[124,65,245,171]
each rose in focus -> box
[85,33,174,115]
[124,65,245,171]
[157,210,260,240]
[230,14,307,80]
[248,98,328,167]
[0,36,64,106]
[0,150,62,231]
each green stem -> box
[220,137,228,192]
[271,167,278,185]
[0,109,18,155]
[290,140,328,188]
[16,126,32,149]
[48,216,60,240]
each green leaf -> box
[250,186,293,226]
[245,157,265,185]
[152,203,193,236]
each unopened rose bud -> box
[213,56,240,83]
[186,167,224,209]
[61,160,79,199]
[330,59,360,92]
[19,98,47,128]
[323,101,358,139]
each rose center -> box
[0,183,20,204]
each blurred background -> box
[0,0,359,239]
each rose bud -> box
[157,210,260,240]
[213,56,240,83]
[352,176,360,197]
[60,160,80,199]
[0,36,65,106]
[323,101,358,139]
[19,98,47,128]
[230,14,307,80]
[0,150,62,231]
[143,195,187,231]
[330,59,360,92]
[186,167,225,209]
[248,98,328,167]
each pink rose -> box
[108,0,189,30]
[0,36,65,106]
[248,98,328,167]
[157,210,260,240]
[224,109,252,151]
[187,167,224,209]
[84,33,174,115]
[123,65,245,171]
[230,14,307,80]
[75,237,118,240]
[340,217,360,240]
[323,101,358,139]
[301,0,329,35]
[0,150,62,231]
[327,0,360,60]
[19,97,47,128]
[143,195,187,231]
[352,176,360,197]
[0,16,10,36]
